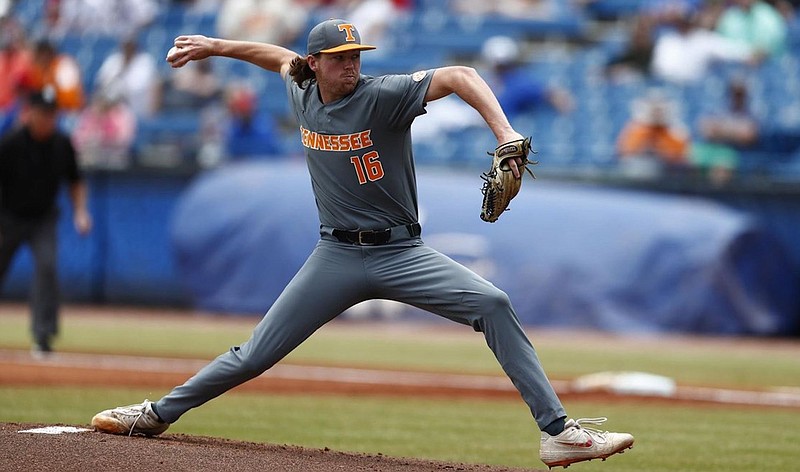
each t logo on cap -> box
[337,23,356,42]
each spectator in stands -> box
[413,35,575,147]
[616,89,691,177]
[480,35,575,119]
[26,39,84,113]
[604,13,656,83]
[449,0,567,20]
[715,0,788,58]
[154,58,223,113]
[95,36,158,119]
[410,94,483,146]
[0,87,92,357]
[216,0,312,46]
[72,88,137,169]
[0,17,32,113]
[690,78,759,185]
[650,5,761,84]
[49,0,160,40]
[0,16,32,135]
[221,82,283,159]
[153,57,226,168]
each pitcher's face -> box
[309,51,362,102]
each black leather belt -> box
[332,222,421,246]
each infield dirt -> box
[2,422,543,472]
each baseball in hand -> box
[166,46,181,62]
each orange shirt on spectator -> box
[617,122,689,165]
[0,47,32,111]
[25,41,84,111]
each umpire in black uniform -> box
[0,86,92,355]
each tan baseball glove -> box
[480,137,537,223]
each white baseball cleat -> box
[539,417,634,469]
[91,400,169,436]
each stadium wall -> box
[1,162,798,336]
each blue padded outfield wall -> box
[2,161,798,336]
[170,161,799,336]
[1,173,193,306]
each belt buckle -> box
[357,230,375,245]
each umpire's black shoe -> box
[31,337,53,360]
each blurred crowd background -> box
[2,0,800,335]
[2,0,800,184]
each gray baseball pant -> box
[155,232,566,430]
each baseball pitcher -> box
[90,19,633,469]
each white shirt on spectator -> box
[216,0,309,46]
[651,28,754,84]
[96,49,158,118]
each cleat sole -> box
[542,443,634,469]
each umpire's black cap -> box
[27,85,58,111]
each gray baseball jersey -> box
[287,71,431,230]
[154,69,566,433]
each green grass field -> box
[2,305,800,471]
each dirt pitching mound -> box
[3,422,544,472]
